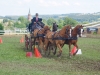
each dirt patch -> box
[74,60,100,71]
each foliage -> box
[47,18,56,26]
[3,18,8,23]
[0,23,4,30]
[1,12,100,23]
[14,16,29,28]
[18,16,27,23]
[8,20,14,30]
[0,23,4,35]
[63,17,78,26]
[58,19,64,28]
[42,19,47,25]
[14,21,26,28]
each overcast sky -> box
[0,0,100,16]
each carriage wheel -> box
[25,35,29,50]
[25,41,29,50]
[29,38,33,51]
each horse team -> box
[25,23,84,58]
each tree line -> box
[0,16,78,30]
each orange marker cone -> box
[20,37,24,43]
[34,46,42,58]
[71,46,77,55]
[26,52,32,57]
[0,38,3,44]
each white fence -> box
[0,30,29,35]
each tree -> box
[63,17,78,26]
[47,18,56,26]
[3,18,8,23]
[0,23,4,30]
[14,21,26,28]
[14,16,28,28]
[18,16,27,23]
[7,20,14,30]
[42,19,47,25]
[58,19,64,28]
[0,23,4,35]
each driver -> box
[32,13,42,23]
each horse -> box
[32,25,51,54]
[64,25,84,57]
[44,25,72,57]
[52,22,58,32]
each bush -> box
[0,23,4,30]
[0,23,4,35]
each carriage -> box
[25,22,44,53]
[24,22,58,55]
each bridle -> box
[77,28,84,37]
[66,28,72,38]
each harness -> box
[52,32,65,40]
[52,31,71,40]
[37,29,45,37]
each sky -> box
[0,0,100,16]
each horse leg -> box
[32,38,36,53]
[38,39,44,54]
[53,45,57,55]
[44,39,49,56]
[47,43,51,56]
[37,39,42,53]
[57,44,62,57]
[69,43,72,58]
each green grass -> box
[0,35,100,75]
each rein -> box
[37,29,45,37]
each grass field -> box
[0,35,100,75]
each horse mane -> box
[43,26,50,30]
[59,25,71,35]
[72,25,83,36]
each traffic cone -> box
[20,37,24,43]
[0,38,3,44]
[34,46,42,58]
[76,49,82,55]
[26,52,32,57]
[71,46,78,55]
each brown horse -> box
[32,25,51,53]
[64,25,84,57]
[44,25,72,57]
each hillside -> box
[0,12,100,23]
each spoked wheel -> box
[25,35,29,50]
[29,38,33,51]
[25,40,29,50]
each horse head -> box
[53,22,58,26]
[43,26,51,34]
[75,25,84,37]
[64,25,72,38]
